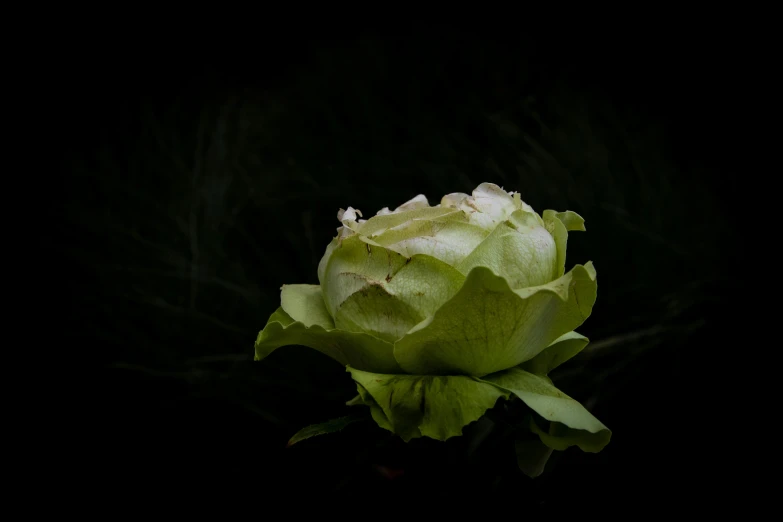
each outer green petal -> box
[554,210,586,231]
[321,235,410,316]
[350,384,396,433]
[457,209,557,289]
[335,285,423,343]
[542,210,569,278]
[324,235,465,342]
[480,368,610,452]
[394,262,598,377]
[317,237,339,285]
[543,209,587,278]
[528,416,609,453]
[521,331,589,375]
[254,307,402,373]
[347,367,510,442]
[280,284,334,328]
[385,254,465,319]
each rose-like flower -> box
[256,183,610,453]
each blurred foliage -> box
[66,33,735,504]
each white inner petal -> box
[395,194,430,212]
[334,183,540,247]
[440,192,470,209]
[470,183,517,221]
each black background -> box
[64,26,741,511]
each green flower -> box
[256,183,610,456]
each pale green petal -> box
[511,191,537,216]
[373,219,489,267]
[335,285,423,343]
[280,284,334,328]
[254,307,401,373]
[543,209,586,278]
[554,210,586,231]
[323,235,465,342]
[521,331,589,375]
[262,307,295,328]
[480,367,610,452]
[542,210,569,279]
[317,237,339,284]
[348,367,510,442]
[321,235,410,316]
[395,263,597,376]
[384,254,465,319]
[356,206,455,237]
[457,210,557,289]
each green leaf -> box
[347,367,510,442]
[457,210,557,289]
[515,437,554,478]
[394,262,598,377]
[255,307,402,373]
[286,415,366,447]
[322,235,465,342]
[521,331,589,375]
[480,367,610,453]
